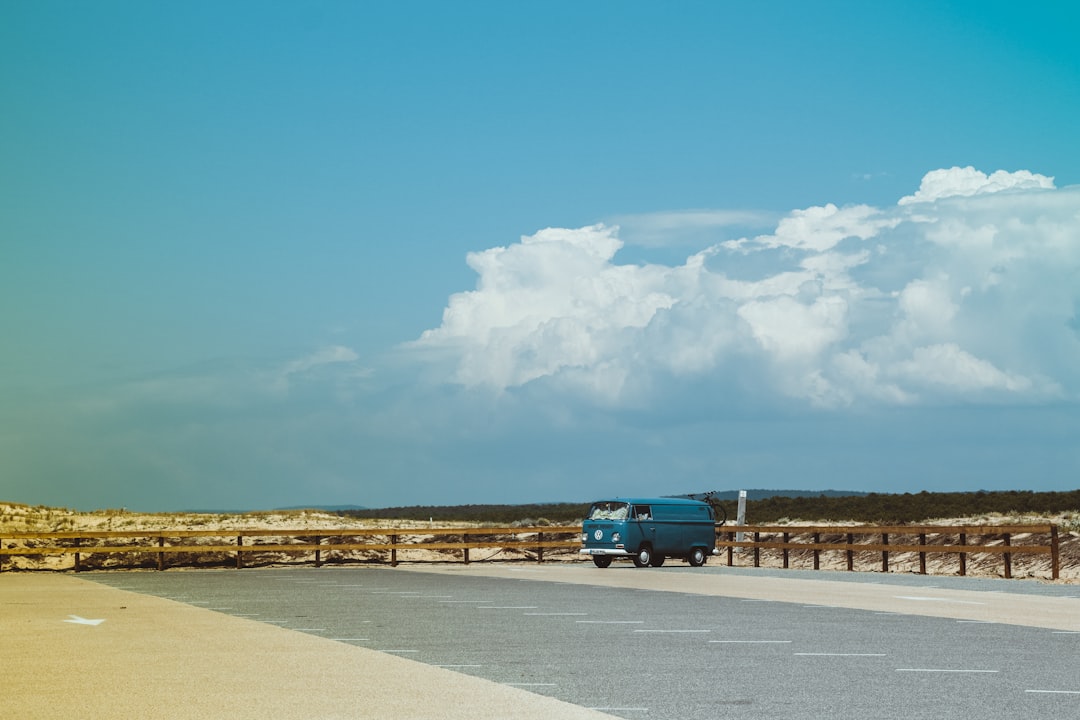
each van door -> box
[632,504,656,550]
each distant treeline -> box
[341,489,1079,525]
[342,503,591,524]
[723,489,1080,524]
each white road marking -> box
[576,620,644,624]
[477,605,539,609]
[795,653,887,657]
[1026,689,1080,695]
[709,640,791,644]
[588,709,649,713]
[524,612,588,616]
[894,595,987,605]
[633,629,711,633]
[64,615,105,626]
[896,668,998,673]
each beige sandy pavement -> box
[404,563,1080,632]
[1,574,621,720]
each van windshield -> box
[587,502,629,520]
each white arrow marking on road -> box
[64,615,105,626]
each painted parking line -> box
[476,606,540,609]
[1026,689,1080,695]
[709,640,791,644]
[795,653,887,657]
[524,612,588,616]
[588,709,649,713]
[633,629,711,633]
[576,620,644,624]
[896,668,998,673]
[894,595,987,605]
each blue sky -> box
[2,2,1078,511]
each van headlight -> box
[581,532,588,542]
[612,532,621,543]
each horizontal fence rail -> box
[717,524,1060,580]
[0,523,1061,579]
[0,526,582,572]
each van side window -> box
[633,505,652,520]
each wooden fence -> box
[717,524,1060,580]
[0,523,1061,579]
[0,526,582,572]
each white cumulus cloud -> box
[898,166,1055,205]
[411,168,1080,409]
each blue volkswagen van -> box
[580,497,718,568]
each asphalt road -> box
[85,565,1080,720]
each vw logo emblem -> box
[593,529,603,540]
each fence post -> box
[918,533,927,575]
[881,533,889,573]
[1051,525,1060,580]
[315,535,322,568]
[537,531,544,563]
[1002,533,1011,579]
[846,532,854,571]
[782,532,790,569]
[390,534,398,567]
[812,532,820,570]
[236,535,243,569]
[958,532,967,576]
[158,535,165,571]
[753,531,760,568]
[726,531,734,566]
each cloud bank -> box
[412,167,1079,410]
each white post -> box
[735,490,747,546]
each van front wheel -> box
[632,545,653,568]
[688,547,707,567]
[592,555,612,568]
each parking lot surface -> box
[6,563,1078,719]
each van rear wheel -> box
[688,547,707,567]
[632,545,653,568]
[592,555,612,568]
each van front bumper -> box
[580,548,632,557]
